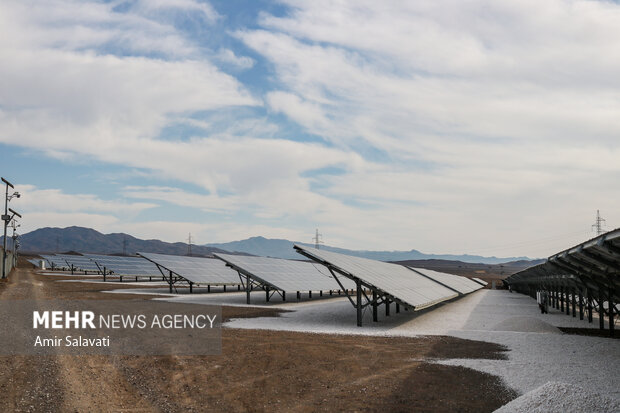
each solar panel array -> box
[214,253,356,292]
[294,245,460,311]
[27,258,41,267]
[472,277,488,286]
[409,267,483,294]
[56,254,100,271]
[41,255,69,269]
[138,252,240,285]
[85,254,161,276]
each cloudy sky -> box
[1,0,618,258]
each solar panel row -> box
[213,253,356,292]
[138,252,240,285]
[41,255,70,269]
[409,267,483,294]
[57,255,100,272]
[294,244,459,311]
[84,254,161,276]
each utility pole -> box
[187,233,192,256]
[11,220,20,267]
[2,177,20,279]
[592,210,606,236]
[312,229,323,249]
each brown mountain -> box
[18,226,229,257]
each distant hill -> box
[18,226,229,257]
[393,258,544,280]
[17,227,540,265]
[206,236,537,264]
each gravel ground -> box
[0,266,519,412]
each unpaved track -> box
[0,268,158,412]
[0,266,517,412]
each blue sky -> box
[0,0,618,258]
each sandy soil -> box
[0,265,517,412]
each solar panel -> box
[213,253,356,292]
[472,277,488,286]
[294,244,459,311]
[138,252,240,285]
[56,254,100,272]
[27,258,41,267]
[41,255,69,269]
[85,254,161,276]
[408,267,484,294]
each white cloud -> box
[133,0,220,23]
[14,185,155,214]
[231,0,620,255]
[216,49,255,69]
[1,0,619,258]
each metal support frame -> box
[372,290,378,322]
[294,247,413,327]
[609,284,615,337]
[356,279,362,327]
[599,290,604,330]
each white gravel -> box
[493,381,619,413]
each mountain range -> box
[14,226,536,265]
[16,226,228,257]
[206,236,535,264]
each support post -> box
[103,267,107,282]
[386,299,390,316]
[246,277,251,305]
[208,285,210,293]
[579,289,584,320]
[282,291,286,302]
[587,290,593,323]
[560,287,564,313]
[599,290,604,330]
[189,282,193,294]
[396,303,400,313]
[572,287,576,317]
[224,285,227,292]
[297,291,300,301]
[609,285,614,338]
[356,279,362,327]
[169,270,173,294]
[309,290,312,299]
[266,286,270,302]
[372,290,378,322]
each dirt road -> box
[0,266,516,412]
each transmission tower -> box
[312,228,324,249]
[591,210,606,235]
[187,233,193,256]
